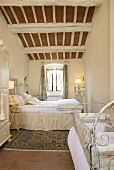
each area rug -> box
[5,130,69,151]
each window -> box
[46,68,63,92]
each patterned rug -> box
[5,130,69,151]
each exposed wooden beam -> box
[32,6,37,23]
[73,6,77,23]
[37,53,40,60]
[10,6,19,24]
[62,32,65,46]
[64,6,66,23]
[23,46,86,54]
[0,0,104,7]
[38,33,43,46]
[21,6,28,23]
[42,6,46,23]
[30,33,36,46]
[8,23,92,33]
[1,7,12,24]
[22,33,29,47]
[63,52,65,60]
[53,5,56,23]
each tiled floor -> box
[0,130,75,170]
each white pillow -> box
[12,95,25,106]
[27,97,40,105]
[9,95,15,103]
[22,94,32,104]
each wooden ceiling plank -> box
[22,33,29,47]
[83,7,89,23]
[10,6,19,24]
[1,7,12,24]
[0,0,104,7]
[23,46,86,53]
[73,6,77,23]
[38,33,43,46]
[8,23,92,33]
[42,6,46,23]
[64,6,66,23]
[32,6,37,23]
[62,32,65,46]
[30,33,36,46]
[20,6,28,23]
[70,32,75,46]
[53,5,56,23]
[46,33,50,46]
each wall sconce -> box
[9,81,14,89]
[75,78,81,85]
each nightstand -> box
[9,104,19,131]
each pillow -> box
[12,95,25,106]
[22,94,32,104]
[9,95,15,103]
[27,97,40,105]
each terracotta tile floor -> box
[0,130,75,170]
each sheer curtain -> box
[63,64,68,99]
[40,65,47,100]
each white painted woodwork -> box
[23,46,86,53]
[30,33,36,46]
[32,6,37,23]
[0,0,104,7]
[70,32,75,46]
[63,52,65,60]
[55,33,57,46]
[38,33,43,46]
[0,43,11,147]
[74,6,77,23]
[62,32,65,46]
[37,53,40,60]
[53,5,56,23]
[46,33,50,46]
[42,6,46,23]
[83,7,89,23]
[8,23,92,33]
[64,6,66,23]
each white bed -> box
[10,96,83,131]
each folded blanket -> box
[57,99,83,110]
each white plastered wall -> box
[0,11,29,84]
[29,59,84,98]
[83,0,110,111]
[110,0,114,100]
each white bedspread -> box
[68,126,90,170]
[15,100,82,114]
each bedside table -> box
[9,104,19,131]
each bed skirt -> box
[11,113,73,131]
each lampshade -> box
[9,81,14,89]
[75,78,81,85]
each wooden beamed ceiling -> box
[0,1,103,60]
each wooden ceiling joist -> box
[8,23,92,34]
[0,0,103,7]
[23,46,86,54]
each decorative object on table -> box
[4,130,69,151]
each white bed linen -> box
[15,100,82,114]
[68,126,90,170]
